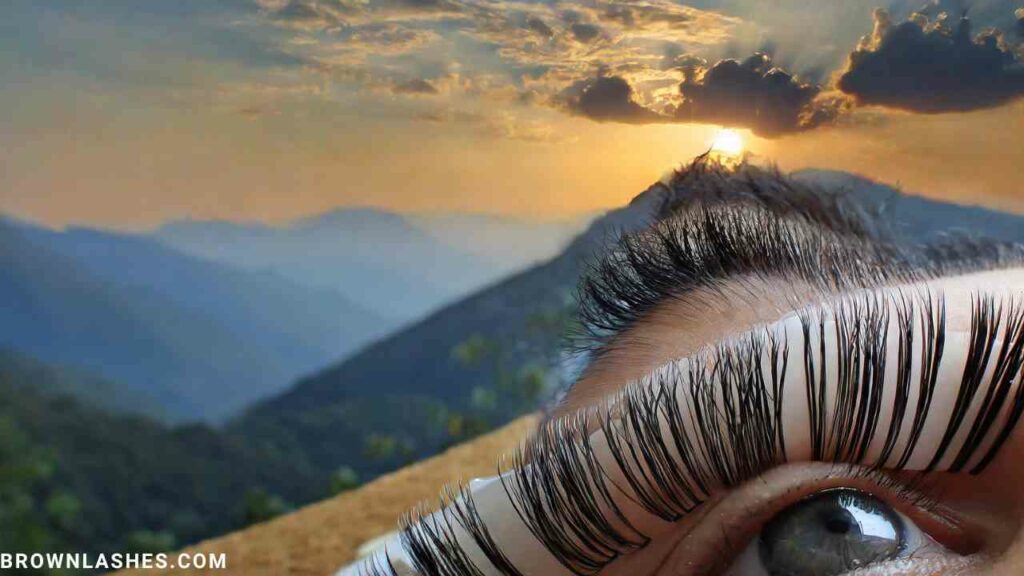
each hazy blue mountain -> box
[407,212,591,270]
[0,218,390,422]
[154,208,589,322]
[793,169,1024,244]
[233,168,1024,481]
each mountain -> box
[230,192,661,477]
[232,166,1024,482]
[0,348,166,419]
[407,212,591,269]
[792,169,1024,243]
[154,208,589,323]
[0,218,389,422]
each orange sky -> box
[1,1,1022,229]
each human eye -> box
[344,284,1024,576]
[725,487,959,576]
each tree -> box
[329,467,361,495]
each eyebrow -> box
[380,287,1024,576]
[572,165,1024,379]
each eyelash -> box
[361,291,1024,576]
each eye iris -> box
[758,489,905,576]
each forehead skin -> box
[554,267,1024,419]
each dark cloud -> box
[271,0,342,29]
[1016,8,1024,38]
[393,78,439,95]
[570,22,602,43]
[561,76,661,123]
[600,3,693,30]
[560,53,844,136]
[675,53,840,136]
[837,9,1024,113]
[525,16,554,38]
[387,0,462,11]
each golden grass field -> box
[114,415,539,576]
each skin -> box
[553,267,1024,575]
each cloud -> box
[525,16,554,39]
[560,75,661,123]
[837,9,1024,113]
[675,53,842,136]
[569,22,602,43]
[393,78,439,95]
[1016,8,1024,38]
[598,1,695,31]
[557,53,846,136]
[266,0,366,30]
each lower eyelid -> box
[645,462,976,576]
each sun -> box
[710,129,744,157]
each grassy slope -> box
[114,415,539,576]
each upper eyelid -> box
[377,286,1024,576]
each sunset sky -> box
[2,0,1023,229]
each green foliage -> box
[0,357,320,573]
[363,434,415,462]
[451,333,551,420]
[124,530,176,553]
[443,413,491,442]
[329,466,361,495]
[242,489,291,526]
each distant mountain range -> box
[154,209,586,322]
[232,167,1024,480]
[0,217,389,421]
[0,209,584,422]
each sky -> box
[1,0,1023,229]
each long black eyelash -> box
[399,291,1024,575]
[503,415,648,574]
[957,296,1024,473]
[354,555,399,576]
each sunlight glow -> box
[710,129,744,157]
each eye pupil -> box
[822,512,854,535]
[758,489,905,576]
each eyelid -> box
[350,288,1024,576]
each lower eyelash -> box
[391,290,1024,576]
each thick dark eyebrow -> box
[572,160,1024,362]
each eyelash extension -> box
[354,555,399,576]
[396,290,1024,576]
[950,296,1024,473]
[504,415,649,573]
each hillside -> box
[155,208,585,322]
[0,218,389,421]
[230,191,662,476]
[232,166,1024,485]
[0,355,320,566]
[113,416,539,576]
[0,348,165,418]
